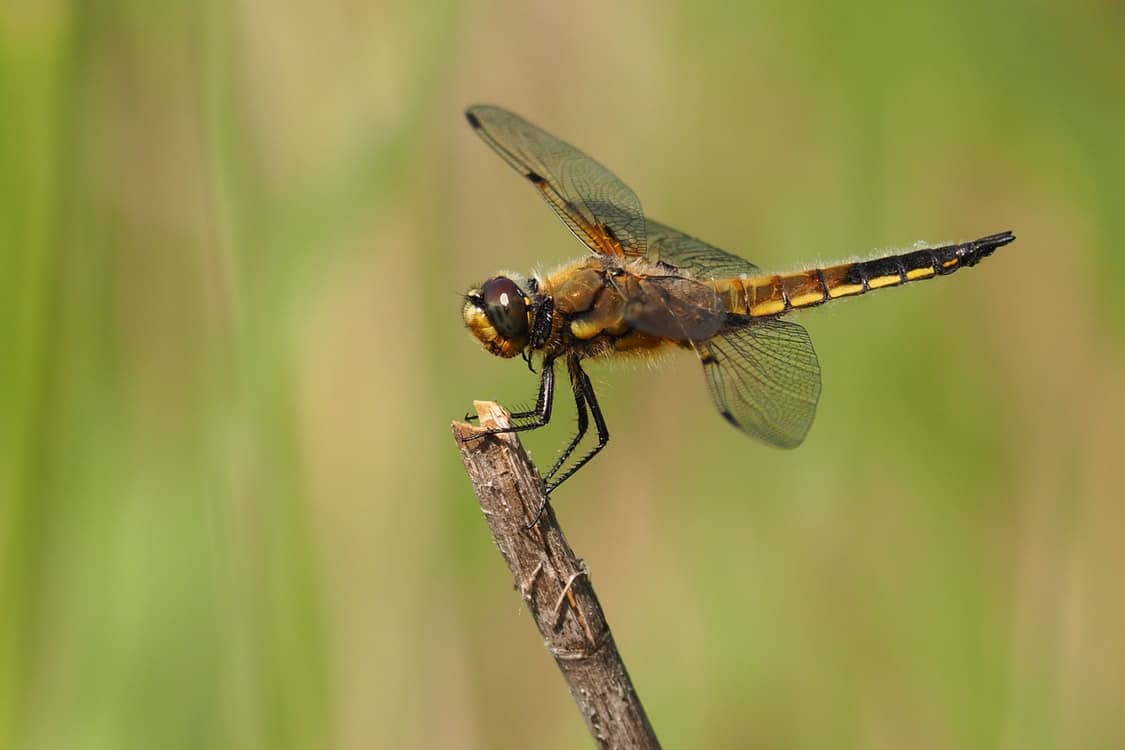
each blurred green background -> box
[3,1,1124,748]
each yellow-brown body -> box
[458,103,1015,494]
[521,235,989,363]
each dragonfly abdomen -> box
[717,232,1014,318]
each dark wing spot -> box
[603,225,619,242]
[719,409,739,427]
[526,171,545,184]
[700,354,719,365]
[465,110,482,128]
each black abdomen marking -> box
[729,231,1015,316]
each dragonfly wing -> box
[621,274,728,343]
[618,219,761,343]
[646,219,759,278]
[466,105,647,259]
[700,318,821,448]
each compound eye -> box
[481,277,529,341]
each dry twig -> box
[452,401,660,750]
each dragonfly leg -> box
[545,359,611,492]
[462,359,554,436]
[525,359,609,527]
[543,366,591,483]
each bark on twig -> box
[452,401,661,750]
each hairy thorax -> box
[537,256,674,360]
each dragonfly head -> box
[463,275,531,358]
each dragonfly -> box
[460,104,1014,495]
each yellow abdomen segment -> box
[714,233,1013,318]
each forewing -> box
[701,318,821,448]
[646,218,759,278]
[621,274,727,343]
[466,105,647,259]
